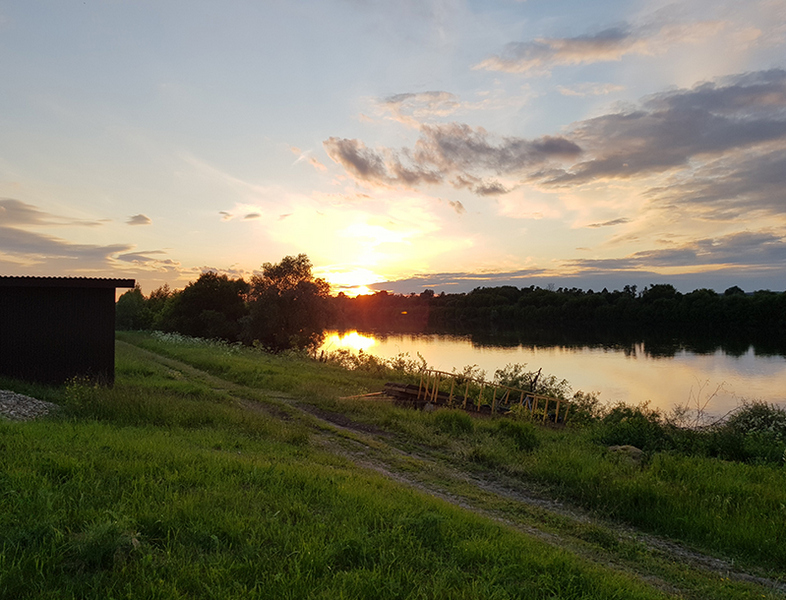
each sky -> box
[1,0,785,296]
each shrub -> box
[593,402,667,452]
[725,400,786,440]
[567,390,604,426]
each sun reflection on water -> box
[323,331,377,353]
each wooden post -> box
[563,403,570,424]
[431,374,441,403]
[477,384,485,411]
[542,398,549,424]
[463,381,470,409]
[532,396,538,416]
[417,371,426,400]
[491,387,497,414]
[449,379,456,406]
[519,390,525,406]
[555,399,561,423]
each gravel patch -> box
[0,390,60,421]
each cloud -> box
[587,218,630,228]
[0,225,132,262]
[537,70,786,218]
[243,213,261,220]
[474,18,725,74]
[643,143,786,220]
[126,214,152,226]
[557,83,626,97]
[324,124,580,195]
[565,231,786,271]
[325,69,786,226]
[117,250,175,264]
[448,200,465,214]
[378,91,461,126]
[291,146,327,172]
[0,198,103,227]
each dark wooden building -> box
[0,276,135,385]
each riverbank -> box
[0,331,784,598]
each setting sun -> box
[315,267,384,297]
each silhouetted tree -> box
[115,284,152,330]
[160,272,249,341]
[243,254,331,352]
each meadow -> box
[0,331,784,599]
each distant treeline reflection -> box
[331,284,786,358]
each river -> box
[320,330,786,418]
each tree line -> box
[119,258,786,351]
[116,254,331,352]
[330,283,786,335]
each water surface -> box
[321,330,786,418]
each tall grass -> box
[0,337,683,599]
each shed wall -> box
[0,286,117,384]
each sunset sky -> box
[2,1,785,296]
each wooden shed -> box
[0,276,135,385]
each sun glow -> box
[315,266,385,297]
[322,331,377,353]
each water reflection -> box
[320,329,786,417]
[322,331,377,353]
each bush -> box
[593,403,667,452]
[567,390,604,426]
[725,400,786,440]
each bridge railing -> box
[416,368,570,423]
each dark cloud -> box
[0,225,131,261]
[587,218,630,228]
[326,70,786,219]
[644,149,786,219]
[324,125,580,195]
[244,213,261,220]
[0,198,103,227]
[565,231,786,271]
[541,70,786,187]
[126,214,152,226]
[117,250,171,264]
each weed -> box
[495,419,540,452]
[431,409,474,436]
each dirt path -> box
[119,341,786,598]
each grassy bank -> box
[0,331,783,598]
[118,332,786,573]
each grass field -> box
[0,331,784,599]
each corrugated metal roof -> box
[0,276,135,288]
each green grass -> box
[0,331,783,598]
[334,398,786,573]
[115,331,786,573]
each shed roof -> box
[0,276,135,288]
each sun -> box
[315,266,384,297]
